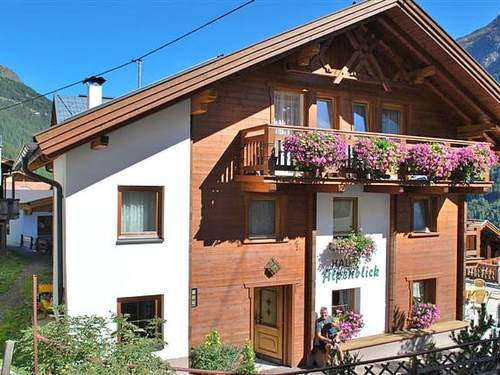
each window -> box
[118,186,163,240]
[466,235,477,250]
[317,98,335,129]
[332,288,360,314]
[412,279,436,304]
[273,90,304,126]
[247,196,279,240]
[352,102,368,132]
[37,216,52,236]
[411,197,436,233]
[333,198,357,235]
[382,108,401,134]
[117,295,162,338]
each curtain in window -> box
[274,91,303,126]
[412,282,425,303]
[333,200,353,233]
[353,103,368,132]
[249,200,276,237]
[122,191,156,233]
[382,108,401,134]
[413,200,428,232]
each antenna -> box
[134,59,143,88]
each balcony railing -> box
[0,198,20,220]
[238,124,491,189]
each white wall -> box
[315,186,389,337]
[53,99,191,359]
[7,211,52,247]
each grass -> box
[0,270,52,358]
[0,252,28,294]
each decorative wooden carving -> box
[191,88,217,115]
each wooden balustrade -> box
[239,124,492,191]
[465,261,499,283]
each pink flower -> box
[409,303,440,329]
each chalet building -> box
[15,0,499,367]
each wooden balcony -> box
[236,124,493,194]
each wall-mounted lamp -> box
[191,288,198,308]
[90,135,109,150]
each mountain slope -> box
[0,66,51,159]
[457,15,500,81]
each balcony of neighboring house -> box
[236,124,494,194]
[0,197,20,220]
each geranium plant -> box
[334,309,364,341]
[403,143,455,182]
[352,137,402,179]
[409,302,441,329]
[450,143,498,184]
[282,131,347,175]
[326,232,376,267]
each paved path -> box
[0,247,51,321]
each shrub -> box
[190,331,256,374]
[409,302,441,329]
[283,131,347,174]
[451,143,498,183]
[326,232,376,267]
[14,308,171,374]
[334,310,364,342]
[403,143,455,182]
[352,137,402,178]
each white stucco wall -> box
[7,211,52,247]
[315,186,389,337]
[53,99,191,359]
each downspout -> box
[18,146,64,304]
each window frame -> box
[244,194,286,243]
[410,196,438,235]
[381,103,404,135]
[117,294,163,339]
[352,101,370,132]
[332,197,358,236]
[410,278,437,305]
[315,95,337,129]
[117,186,164,242]
[271,87,307,127]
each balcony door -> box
[254,286,285,363]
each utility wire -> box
[0,0,255,113]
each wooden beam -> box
[449,186,491,194]
[240,182,277,193]
[405,186,449,194]
[364,185,404,194]
[411,65,436,84]
[377,17,491,123]
[457,123,499,138]
[191,88,217,115]
[424,81,471,124]
[307,184,346,193]
[296,42,321,67]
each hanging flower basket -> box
[282,131,348,176]
[409,302,441,329]
[352,137,403,179]
[334,309,364,342]
[450,143,498,184]
[324,232,376,268]
[402,143,455,182]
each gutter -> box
[14,144,64,305]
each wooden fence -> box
[465,260,499,283]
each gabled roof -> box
[52,95,113,124]
[32,0,500,166]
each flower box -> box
[409,302,440,329]
[352,138,402,180]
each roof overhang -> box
[30,0,500,169]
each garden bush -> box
[190,331,256,374]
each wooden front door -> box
[254,286,284,363]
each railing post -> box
[411,354,418,374]
[1,340,15,375]
[263,126,270,176]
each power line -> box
[0,0,255,113]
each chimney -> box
[83,76,106,109]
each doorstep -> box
[341,320,468,351]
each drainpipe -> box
[18,145,64,305]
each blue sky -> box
[2,0,499,100]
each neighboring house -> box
[5,178,53,249]
[16,0,499,366]
[466,220,500,260]
[51,93,113,125]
